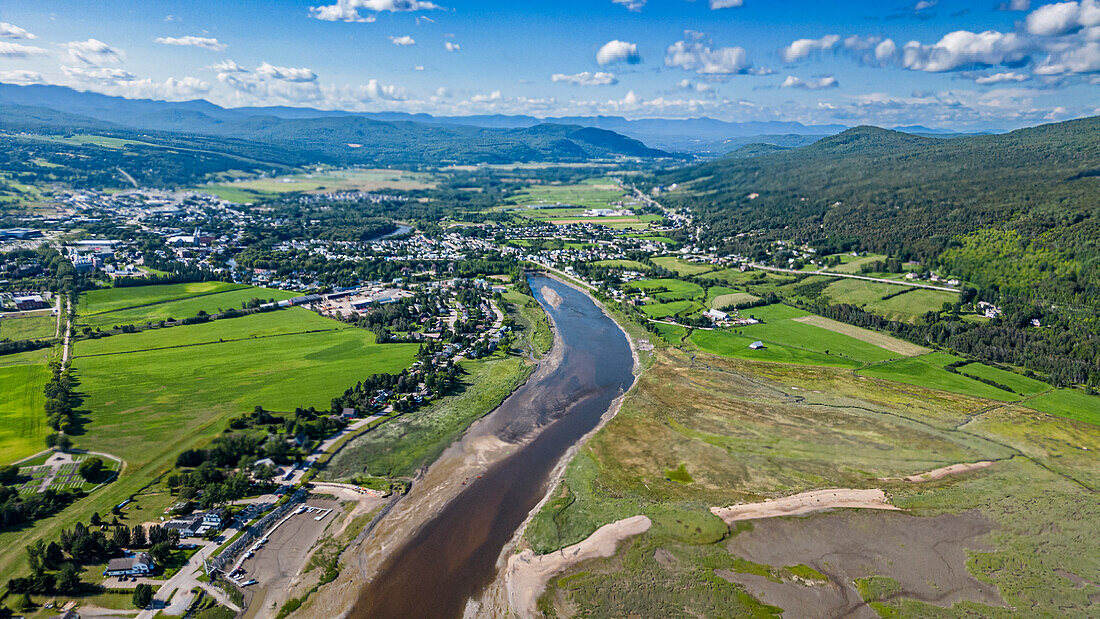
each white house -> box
[104,552,154,577]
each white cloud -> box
[310,0,441,22]
[414,64,425,71]
[676,78,713,93]
[901,30,1025,72]
[780,34,840,62]
[209,59,248,73]
[0,41,47,57]
[0,69,43,84]
[1035,41,1100,73]
[781,75,839,89]
[63,39,124,65]
[0,22,36,40]
[255,61,318,82]
[363,78,406,100]
[596,40,640,65]
[154,36,227,51]
[445,41,460,52]
[62,65,137,82]
[974,71,1029,83]
[612,0,646,11]
[875,39,899,62]
[390,35,416,46]
[665,31,752,74]
[551,71,617,85]
[997,0,1030,10]
[710,0,745,8]
[1026,0,1100,36]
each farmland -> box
[0,358,50,465]
[197,168,435,203]
[506,179,629,209]
[859,354,1023,402]
[651,256,718,277]
[78,283,297,330]
[0,313,57,341]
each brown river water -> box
[350,274,635,618]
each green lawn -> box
[0,361,50,465]
[1024,389,1100,427]
[79,286,298,330]
[690,329,861,368]
[654,323,688,345]
[733,319,901,365]
[78,282,248,316]
[859,354,1020,401]
[0,313,57,341]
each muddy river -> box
[350,274,635,618]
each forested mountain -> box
[657,116,1100,386]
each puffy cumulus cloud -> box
[780,34,840,62]
[209,59,248,73]
[551,71,617,85]
[612,0,646,12]
[0,69,44,84]
[1035,41,1100,73]
[1026,0,1100,36]
[63,39,124,65]
[445,41,460,52]
[665,31,754,74]
[781,75,839,89]
[0,22,36,39]
[154,36,227,51]
[390,35,416,46]
[974,71,1029,83]
[310,0,441,22]
[0,41,47,57]
[360,78,406,100]
[59,65,211,100]
[901,30,1025,72]
[710,0,745,8]
[597,40,640,65]
[255,62,318,82]
[677,78,713,92]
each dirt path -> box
[711,489,901,524]
[889,460,996,482]
[504,515,652,618]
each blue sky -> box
[1,0,1097,129]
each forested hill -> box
[658,117,1099,276]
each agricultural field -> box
[639,300,699,319]
[524,346,1100,617]
[506,178,629,209]
[651,256,717,277]
[0,357,50,465]
[733,315,902,365]
[625,278,704,302]
[0,312,57,341]
[708,290,758,310]
[591,259,650,271]
[689,329,862,368]
[77,282,298,330]
[820,278,957,323]
[859,354,1022,402]
[822,253,889,274]
[956,362,1051,397]
[1024,389,1100,426]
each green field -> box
[78,282,247,315]
[859,354,1020,401]
[507,180,629,209]
[639,300,700,319]
[734,318,901,364]
[821,279,957,323]
[197,169,434,203]
[824,253,889,274]
[0,313,57,341]
[592,259,650,271]
[1024,389,1100,426]
[625,279,704,301]
[690,329,861,368]
[78,285,298,330]
[957,363,1051,397]
[651,256,717,276]
[0,361,50,465]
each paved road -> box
[136,535,243,619]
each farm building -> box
[749,341,766,350]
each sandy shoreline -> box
[503,515,652,618]
[711,488,901,525]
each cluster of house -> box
[4,291,51,311]
[164,507,231,538]
[702,308,761,327]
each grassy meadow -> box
[0,313,57,341]
[0,360,50,465]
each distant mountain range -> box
[0,83,866,156]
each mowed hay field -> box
[820,278,957,323]
[0,353,51,465]
[78,282,298,330]
[0,313,57,341]
[526,347,1100,617]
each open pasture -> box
[734,317,902,365]
[0,362,50,465]
[506,180,628,209]
[78,281,247,315]
[651,256,717,276]
[957,362,1050,397]
[79,284,297,330]
[859,354,1021,401]
[198,168,435,203]
[821,278,957,323]
[625,278,704,301]
[791,315,929,357]
[0,312,57,341]
[1023,389,1100,426]
[639,300,699,319]
[591,259,650,271]
[689,329,861,368]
